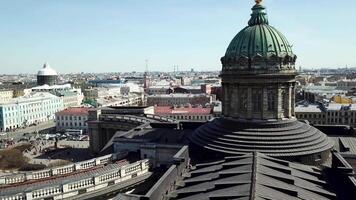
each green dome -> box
[224,4,295,61]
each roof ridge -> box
[250,151,258,200]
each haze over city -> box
[1,0,356,74]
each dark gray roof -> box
[329,136,356,154]
[113,127,192,145]
[190,118,333,157]
[171,152,336,200]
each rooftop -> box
[0,92,60,106]
[329,136,356,155]
[295,103,322,113]
[148,93,210,98]
[56,107,90,116]
[171,152,336,200]
[31,84,71,90]
[113,127,191,145]
[302,85,346,94]
[154,106,212,115]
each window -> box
[267,90,275,111]
[252,89,262,112]
[281,89,288,109]
[239,89,248,111]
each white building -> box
[31,84,84,108]
[96,94,144,107]
[0,92,64,132]
[55,107,90,132]
[56,91,84,109]
[83,87,121,100]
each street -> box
[0,120,56,141]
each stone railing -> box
[0,159,150,200]
[0,154,113,185]
[145,114,177,123]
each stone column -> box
[277,86,283,119]
[287,84,292,118]
[291,83,295,117]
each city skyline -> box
[1,1,356,199]
[1,0,355,74]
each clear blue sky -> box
[0,0,355,74]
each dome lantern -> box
[248,3,269,26]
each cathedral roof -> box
[222,1,296,71]
[172,152,336,200]
[190,118,333,159]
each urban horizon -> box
[1,1,356,200]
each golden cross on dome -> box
[255,0,262,5]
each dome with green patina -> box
[221,2,297,71]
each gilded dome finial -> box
[255,0,262,5]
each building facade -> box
[55,107,90,132]
[56,91,84,108]
[296,102,356,127]
[147,93,213,106]
[0,90,13,103]
[154,105,213,121]
[96,94,144,107]
[83,87,121,100]
[146,86,171,95]
[0,92,64,132]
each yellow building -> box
[332,95,352,104]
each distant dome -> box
[37,62,58,76]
